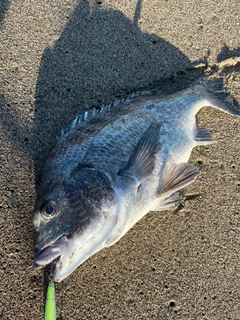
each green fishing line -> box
[45,281,56,320]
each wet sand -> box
[0,0,239,319]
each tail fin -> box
[199,77,240,117]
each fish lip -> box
[33,234,68,269]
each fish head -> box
[33,166,117,281]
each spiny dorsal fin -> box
[57,102,118,140]
[157,163,200,197]
[118,122,162,183]
[57,90,159,140]
[58,107,97,139]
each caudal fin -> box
[199,77,240,116]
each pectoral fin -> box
[118,122,161,183]
[157,163,200,197]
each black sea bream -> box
[33,78,239,281]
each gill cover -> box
[33,166,117,281]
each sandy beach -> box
[0,0,239,319]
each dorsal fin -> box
[57,102,118,140]
[57,90,159,140]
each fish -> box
[33,77,239,282]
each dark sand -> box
[0,0,239,319]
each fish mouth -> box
[34,234,68,269]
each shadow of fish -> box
[33,77,239,281]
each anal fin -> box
[196,128,216,146]
[157,163,200,197]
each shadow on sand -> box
[0,0,9,25]
[33,0,203,174]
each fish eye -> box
[41,201,57,219]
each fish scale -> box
[33,77,240,281]
[82,122,151,174]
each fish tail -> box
[199,77,240,116]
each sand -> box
[0,0,239,319]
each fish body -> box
[33,78,239,281]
